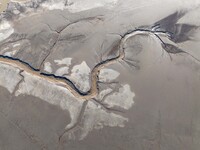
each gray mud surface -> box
[0,0,200,150]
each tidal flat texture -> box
[0,0,200,150]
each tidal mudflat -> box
[0,0,200,150]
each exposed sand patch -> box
[0,21,14,42]
[41,0,67,11]
[54,57,72,66]
[4,50,17,57]
[103,84,135,110]
[44,62,52,73]
[55,66,69,76]
[67,100,128,140]
[67,0,118,12]
[13,43,20,47]
[69,61,91,92]
[99,68,120,82]
[41,0,118,12]
[96,88,113,101]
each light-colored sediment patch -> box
[44,62,52,73]
[13,43,20,48]
[103,84,135,110]
[99,68,120,82]
[4,50,17,57]
[67,100,128,140]
[0,21,14,42]
[55,66,69,76]
[69,61,91,92]
[67,0,118,12]
[41,0,67,10]
[10,0,29,3]
[41,0,118,12]
[2,47,9,52]
[54,57,72,66]
[96,88,113,101]
[15,71,84,130]
[0,63,22,93]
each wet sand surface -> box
[0,0,200,150]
